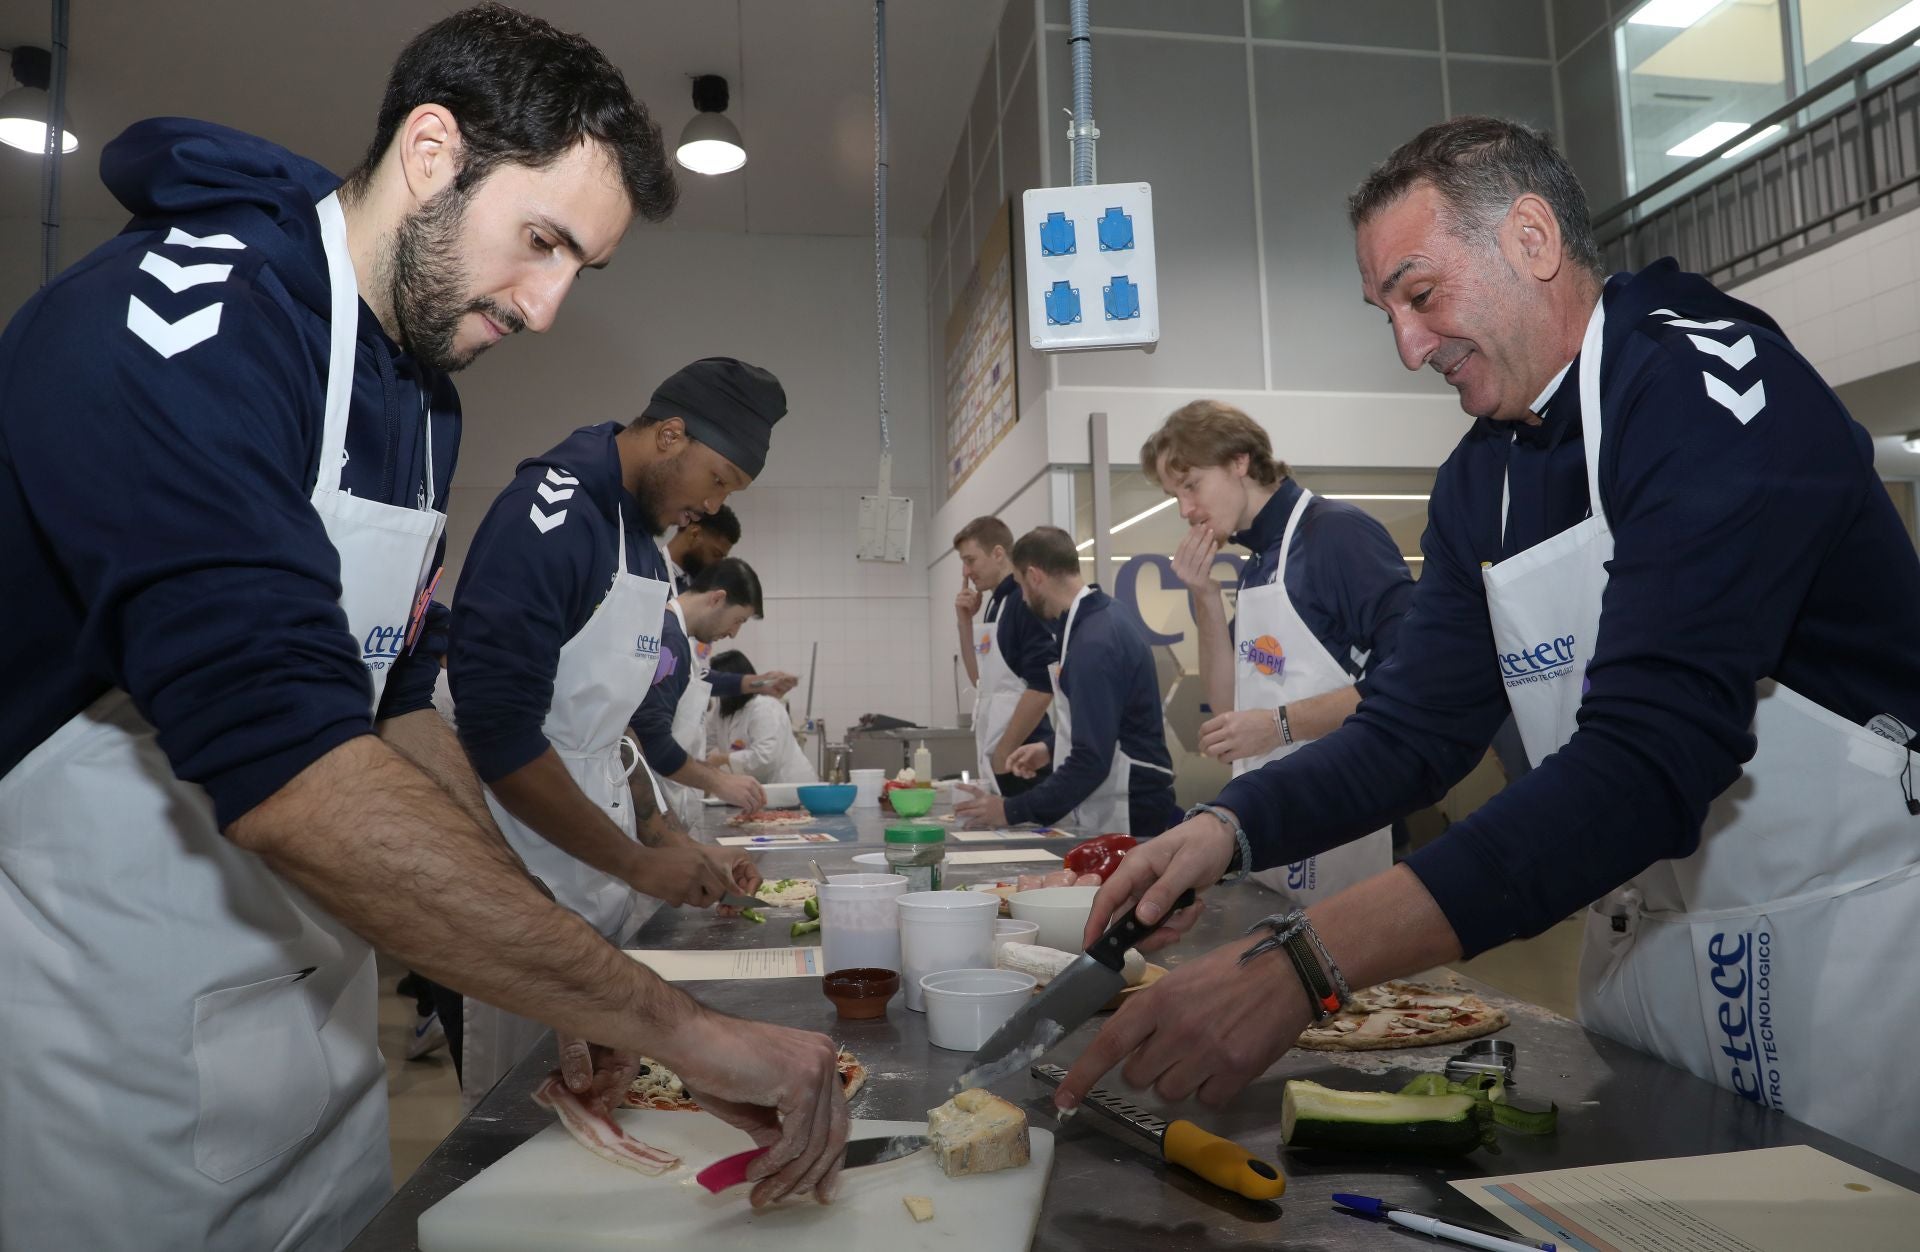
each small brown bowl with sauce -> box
[822,967,900,1020]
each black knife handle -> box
[1087,888,1196,970]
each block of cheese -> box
[926,1089,1031,1177]
[997,942,1146,987]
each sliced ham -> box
[534,1073,681,1175]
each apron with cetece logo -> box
[1482,295,1920,1171]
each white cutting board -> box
[416,1116,1054,1251]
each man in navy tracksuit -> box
[0,9,854,1246]
[957,526,1182,837]
[1063,119,1920,1170]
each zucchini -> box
[1397,1074,1558,1136]
[1280,1081,1486,1155]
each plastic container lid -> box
[884,825,945,844]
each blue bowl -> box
[797,784,857,815]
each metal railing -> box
[1595,29,1920,285]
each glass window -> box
[1618,0,1790,202]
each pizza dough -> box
[756,878,819,907]
[1295,981,1508,1052]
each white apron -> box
[462,506,672,1108]
[1482,297,1920,1171]
[659,600,715,825]
[0,192,445,1252]
[1233,487,1393,903]
[973,589,1034,788]
[1049,588,1172,834]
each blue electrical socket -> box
[1097,207,1134,251]
[1039,211,1076,257]
[1045,280,1082,325]
[1103,275,1140,321]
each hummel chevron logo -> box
[164,227,246,250]
[139,251,232,293]
[1703,373,1766,424]
[126,295,222,358]
[1687,332,1756,370]
[536,481,575,505]
[545,468,581,486]
[529,503,568,533]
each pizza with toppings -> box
[624,1048,868,1110]
[757,878,819,907]
[726,808,815,827]
[1294,981,1508,1051]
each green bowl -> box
[887,786,937,817]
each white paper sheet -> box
[945,848,1063,865]
[625,947,824,981]
[949,827,1067,842]
[714,831,840,847]
[1453,1145,1920,1252]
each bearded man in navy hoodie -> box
[0,7,852,1248]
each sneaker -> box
[405,1009,446,1060]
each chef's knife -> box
[720,892,771,910]
[956,887,1196,1090]
[1030,1063,1284,1201]
[694,1135,928,1193]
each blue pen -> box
[1332,1194,1556,1252]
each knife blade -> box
[955,888,1195,1090]
[694,1134,928,1193]
[720,892,771,910]
[1030,1064,1284,1202]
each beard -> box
[387,183,523,373]
[628,456,678,537]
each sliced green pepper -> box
[791,918,821,939]
[740,908,765,924]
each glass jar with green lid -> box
[883,824,946,892]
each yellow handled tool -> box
[1162,1118,1286,1200]
[1031,1064,1285,1202]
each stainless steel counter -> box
[350,804,1920,1250]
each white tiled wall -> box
[721,486,933,740]
[1729,208,1920,389]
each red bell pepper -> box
[1064,833,1137,879]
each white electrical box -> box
[1021,182,1159,353]
[856,493,912,562]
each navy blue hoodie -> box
[1215,261,1920,955]
[448,422,671,784]
[1003,588,1181,837]
[0,119,459,827]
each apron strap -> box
[1275,486,1312,579]
[312,193,358,497]
[1576,294,1610,532]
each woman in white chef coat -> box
[704,650,819,785]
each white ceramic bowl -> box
[761,782,801,809]
[1008,885,1100,951]
[919,968,1037,1050]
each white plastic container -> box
[1009,885,1100,951]
[760,781,802,809]
[850,851,890,869]
[849,768,886,809]
[819,873,908,975]
[896,891,998,1011]
[992,918,1040,960]
[919,969,1037,1051]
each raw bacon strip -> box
[534,1073,681,1175]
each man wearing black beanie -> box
[441,356,789,1103]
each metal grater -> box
[1030,1063,1167,1155]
